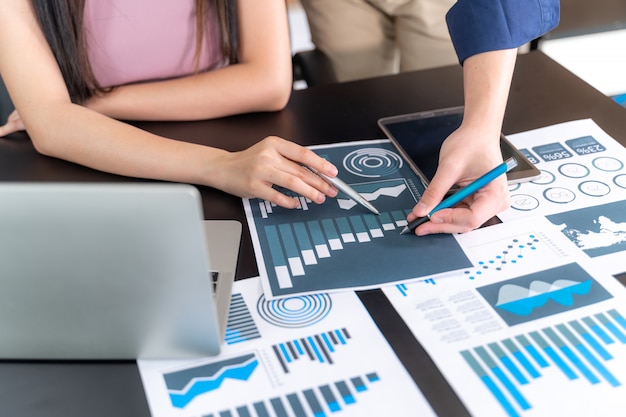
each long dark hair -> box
[31,0,239,104]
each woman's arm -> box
[86,0,293,121]
[0,0,336,209]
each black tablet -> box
[378,106,540,187]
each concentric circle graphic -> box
[343,148,403,178]
[257,293,332,328]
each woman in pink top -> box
[0,0,339,208]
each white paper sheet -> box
[384,218,626,417]
[500,119,626,275]
[138,277,436,417]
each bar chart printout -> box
[138,277,437,417]
[461,309,626,417]
[383,218,626,417]
[499,119,626,274]
[243,140,472,298]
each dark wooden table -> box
[1,51,625,416]
[543,0,626,39]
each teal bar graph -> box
[363,213,383,237]
[293,222,314,252]
[262,207,471,293]
[335,217,354,242]
[609,309,626,329]
[462,310,626,417]
[253,402,270,417]
[529,330,577,380]
[488,342,529,384]
[224,293,261,345]
[596,312,626,343]
[502,338,541,379]
[264,225,286,269]
[348,215,369,242]
[236,406,251,417]
[515,334,549,368]
[247,140,472,297]
[570,319,612,360]
[583,316,615,344]
[461,350,521,417]
[278,224,300,260]
[335,380,355,405]
[286,393,307,416]
[207,373,380,417]
[320,219,341,249]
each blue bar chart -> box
[461,309,626,417]
[225,293,262,345]
[272,328,352,373]
[262,209,413,289]
[202,372,381,417]
[246,141,472,297]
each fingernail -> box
[430,216,444,224]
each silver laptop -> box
[0,183,241,359]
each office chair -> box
[292,48,338,87]
[0,75,14,124]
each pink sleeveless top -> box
[84,0,228,88]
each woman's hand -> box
[407,126,509,235]
[0,109,25,137]
[212,136,339,209]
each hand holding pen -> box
[304,165,380,215]
[401,158,517,235]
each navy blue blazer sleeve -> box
[446,0,560,64]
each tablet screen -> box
[378,107,540,185]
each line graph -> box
[337,181,407,210]
[164,354,259,409]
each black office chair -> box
[292,48,338,87]
[0,75,14,124]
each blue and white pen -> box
[400,157,518,235]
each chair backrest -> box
[292,49,338,87]
[0,75,14,124]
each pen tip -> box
[399,226,410,235]
[362,200,380,215]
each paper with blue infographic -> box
[138,276,436,417]
[498,119,626,275]
[383,217,626,417]
[243,139,473,299]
